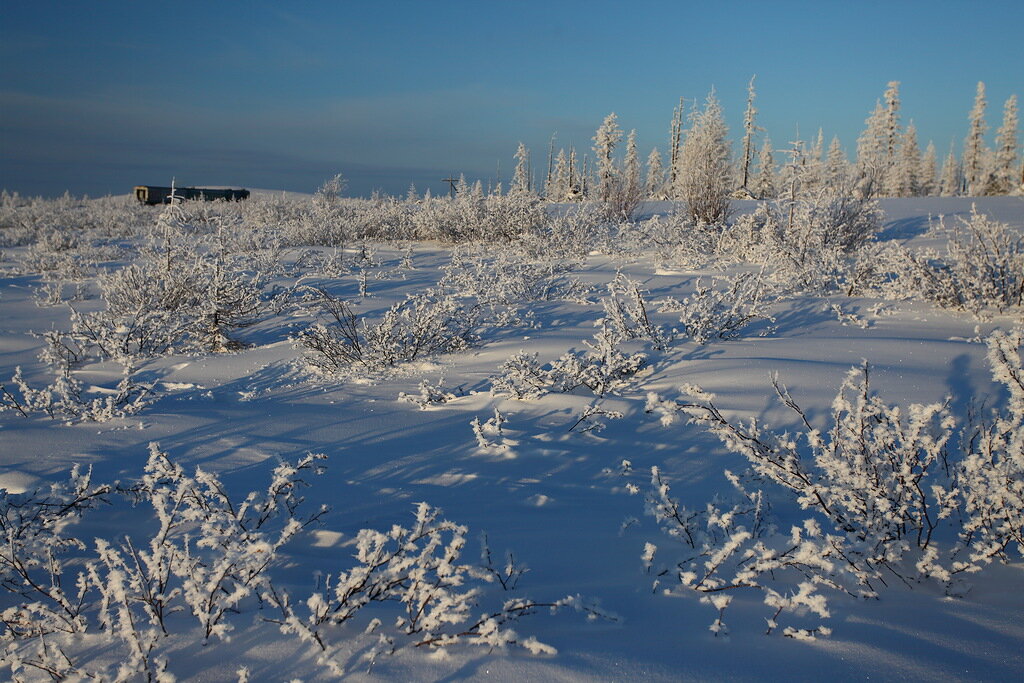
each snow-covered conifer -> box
[624,129,641,197]
[739,75,762,192]
[886,121,921,197]
[512,142,532,195]
[668,97,685,194]
[990,94,1019,195]
[676,89,732,223]
[803,129,826,194]
[592,113,623,202]
[918,141,938,196]
[755,137,777,199]
[939,143,961,196]
[645,146,664,198]
[963,81,989,195]
[856,82,900,196]
[825,136,849,190]
[549,149,570,201]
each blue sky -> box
[1,1,1021,198]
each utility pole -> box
[442,175,458,198]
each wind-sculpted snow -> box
[1,192,1023,680]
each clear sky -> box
[1,0,1021,198]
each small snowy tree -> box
[755,137,777,199]
[645,146,664,198]
[918,141,938,196]
[990,94,1019,195]
[739,75,763,192]
[549,149,570,201]
[885,121,921,197]
[825,136,849,191]
[676,89,732,223]
[855,82,901,197]
[963,81,989,195]
[511,143,532,195]
[939,144,962,196]
[592,113,623,203]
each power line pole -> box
[442,175,458,198]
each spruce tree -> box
[990,94,1019,195]
[668,97,685,193]
[592,113,623,202]
[918,141,938,196]
[739,75,762,191]
[963,81,989,195]
[825,136,849,190]
[512,142,531,195]
[886,121,920,197]
[645,147,664,198]
[676,89,732,223]
[803,128,826,194]
[939,143,961,196]
[755,137,776,199]
[624,129,641,196]
[856,99,889,196]
[550,149,569,201]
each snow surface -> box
[1,197,1022,680]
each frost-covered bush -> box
[298,288,484,374]
[638,328,1024,636]
[637,465,842,638]
[65,213,286,360]
[0,466,110,638]
[1,444,326,680]
[871,208,1024,315]
[1,446,604,678]
[492,323,646,400]
[398,378,457,409]
[410,190,547,243]
[602,273,674,350]
[262,502,608,675]
[957,328,1024,566]
[726,193,881,292]
[439,248,588,305]
[0,361,153,423]
[657,271,775,344]
[517,204,607,260]
[625,211,720,264]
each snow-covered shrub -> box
[0,465,110,637]
[492,324,647,400]
[1,445,326,680]
[657,271,774,344]
[261,502,608,674]
[653,367,960,591]
[517,204,607,260]
[490,351,553,400]
[875,208,1024,315]
[298,288,484,374]
[471,408,510,450]
[642,327,1024,622]
[398,378,457,409]
[98,445,327,647]
[724,193,881,292]
[602,273,674,350]
[408,191,547,244]
[956,328,1024,567]
[64,216,285,360]
[0,360,153,423]
[567,402,624,434]
[637,466,841,638]
[439,248,587,305]
[627,211,720,264]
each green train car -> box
[133,185,250,205]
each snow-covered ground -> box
[1,196,1022,680]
